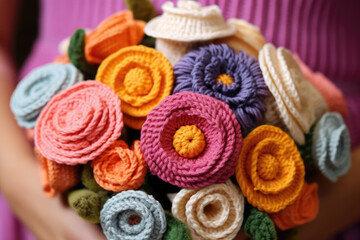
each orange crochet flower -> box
[34,148,80,198]
[85,10,145,64]
[54,54,70,63]
[235,125,305,213]
[96,45,173,129]
[271,182,319,230]
[91,140,147,192]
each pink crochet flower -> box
[140,91,242,188]
[35,81,123,165]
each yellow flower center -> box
[123,67,153,96]
[215,73,234,86]
[257,154,279,180]
[173,125,206,158]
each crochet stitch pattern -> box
[140,91,242,188]
[100,190,167,240]
[10,63,83,128]
[163,213,191,240]
[235,125,305,213]
[96,45,173,129]
[271,182,319,230]
[85,11,145,64]
[244,208,276,240]
[91,140,147,192]
[174,44,269,133]
[81,163,103,192]
[312,113,351,182]
[34,148,80,198]
[35,81,123,165]
[172,180,245,240]
[259,44,328,145]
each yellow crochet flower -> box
[96,45,173,129]
[235,125,305,213]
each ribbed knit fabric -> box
[244,208,276,240]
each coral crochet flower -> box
[172,180,245,240]
[235,125,305,213]
[85,10,145,64]
[96,45,173,129]
[91,140,147,192]
[313,113,351,182]
[100,190,167,240]
[141,91,242,188]
[271,182,319,230]
[35,81,123,165]
[259,44,328,145]
[174,44,269,133]
[34,148,80,198]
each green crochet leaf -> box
[68,28,98,78]
[244,208,277,240]
[163,213,191,240]
[124,0,157,22]
[81,163,103,192]
[297,125,317,171]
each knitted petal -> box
[172,180,245,240]
[81,163,103,192]
[141,91,242,188]
[100,190,167,240]
[96,45,173,129]
[10,63,83,128]
[163,213,191,240]
[244,208,276,240]
[35,81,123,165]
[235,125,305,213]
[174,44,269,134]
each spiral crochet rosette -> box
[312,113,351,182]
[172,180,245,240]
[96,45,173,129]
[259,43,328,145]
[235,125,305,213]
[174,43,269,133]
[91,140,147,192]
[10,63,83,128]
[140,91,242,188]
[34,81,123,165]
[100,190,167,240]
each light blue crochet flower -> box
[100,190,167,240]
[10,63,83,128]
[312,113,351,182]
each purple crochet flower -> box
[174,44,269,133]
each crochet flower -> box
[271,182,319,230]
[163,213,191,240]
[312,113,351,182]
[174,44,269,133]
[10,63,83,128]
[35,81,123,165]
[244,208,276,240]
[91,140,147,192]
[34,148,80,198]
[172,180,245,240]
[85,10,145,64]
[96,45,173,129]
[259,44,328,145]
[100,190,167,240]
[140,91,242,188]
[235,125,305,213]
[294,54,348,118]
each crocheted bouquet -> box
[11,0,351,239]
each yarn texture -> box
[34,148,80,198]
[91,140,147,192]
[145,0,235,42]
[100,190,167,240]
[244,208,276,240]
[174,44,269,133]
[141,91,242,188]
[96,45,173,129]
[312,113,351,182]
[81,164,103,192]
[35,81,123,165]
[297,125,317,171]
[259,43,328,145]
[85,10,145,64]
[10,63,83,128]
[235,125,305,213]
[271,182,319,230]
[216,19,266,59]
[163,213,191,240]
